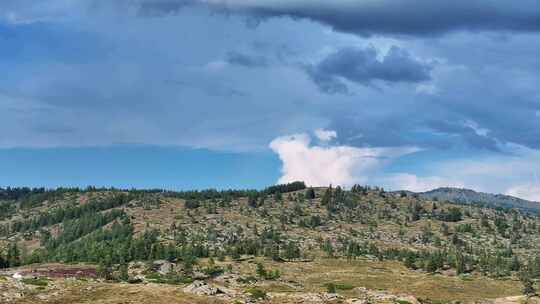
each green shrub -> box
[144,272,162,280]
[185,200,200,209]
[255,262,281,280]
[21,277,49,286]
[246,288,267,300]
[334,282,354,290]
[324,282,353,292]
[203,266,224,277]
[325,282,336,293]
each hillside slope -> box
[419,187,540,213]
[1,183,540,303]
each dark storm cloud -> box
[307,46,432,94]
[2,0,540,155]
[329,110,501,152]
[325,67,540,152]
[135,0,200,16]
[127,0,540,36]
[425,119,500,151]
[5,1,540,38]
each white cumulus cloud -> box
[269,131,418,187]
[314,128,337,142]
[382,173,464,193]
[507,183,540,202]
[387,144,540,200]
[270,131,540,201]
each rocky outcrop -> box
[152,260,176,275]
[269,292,343,303]
[0,275,58,303]
[182,280,238,298]
[183,280,219,296]
[478,295,540,304]
[352,287,420,304]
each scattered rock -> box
[345,299,367,304]
[354,286,420,304]
[191,271,209,280]
[270,292,343,303]
[127,275,144,284]
[396,295,421,304]
[183,280,219,296]
[183,280,239,299]
[153,260,175,275]
[480,295,540,304]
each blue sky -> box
[1,1,540,199]
[0,146,280,190]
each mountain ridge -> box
[416,186,540,213]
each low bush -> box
[21,277,49,286]
[246,287,267,300]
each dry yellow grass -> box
[14,281,226,304]
[3,258,532,304]
[229,257,524,303]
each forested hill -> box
[418,187,540,214]
[1,182,540,304]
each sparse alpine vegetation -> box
[1,182,540,303]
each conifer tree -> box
[520,271,537,297]
[306,188,316,200]
[119,262,129,282]
[6,242,21,268]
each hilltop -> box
[0,182,539,304]
[418,187,540,214]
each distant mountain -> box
[418,187,540,213]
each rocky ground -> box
[2,186,540,303]
[2,273,539,304]
[1,261,538,304]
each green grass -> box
[21,277,49,286]
[324,282,355,293]
[276,258,522,302]
[246,287,267,300]
[334,282,355,290]
[144,271,193,285]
